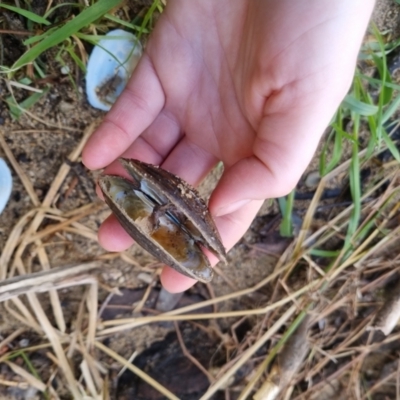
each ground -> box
[0,1,400,399]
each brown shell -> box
[119,158,226,262]
[98,176,214,282]
[98,158,228,282]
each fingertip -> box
[211,200,264,250]
[209,156,293,217]
[82,142,97,170]
[82,121,126,170]
[98,214,134,252]
[160,266,197,293]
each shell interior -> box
[0,158,12,215]
[86,29,143,111]
[119,158,227,262]
[99,176,214,282]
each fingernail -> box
[215,199,251,217]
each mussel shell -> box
[99,175,214,282]
[119,158,227,262]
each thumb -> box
[209,72,350,217]
[209,155,300,217]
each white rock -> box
[86,29,142,111]
[60,65,70,74]
[0,158,12,214]
[137,272,153,284]
[305,171,321,188]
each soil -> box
[0,1,400,399]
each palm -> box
[83,0,374,292]
[144,1,254,167]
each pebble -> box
[60,65,70,74]
[59,100,75,113]
[305,171,321,188]
[19,338,29,347]
[137,272,153,284]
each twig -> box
[0,262,101,302]
[95,341,180,400]
[174,321,214,383]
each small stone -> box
[305,171,321,188]
[60,65,70,74]
[19,338,29,347]
[25,386,39,400]
[59,101,75,113]
[106,270,122,281]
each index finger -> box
[82,55,165,170]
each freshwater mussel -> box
[98,159,226,282]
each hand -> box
[82,0,375,292]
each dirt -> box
[1,0,400,399]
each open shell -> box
[0,158,12,215]
[86,29,142,111]
[99,159,226,282]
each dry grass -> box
[0,111,399,400]
[0,2,400,398]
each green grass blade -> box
[308,249,340,258]
[357,72,400,91]
[320,106,356,176]
[359,86,379,156]
[370,24,392,144]
[353,212,380,245]
[343,94,378,116]
[366,111,378,158]
[382,129,400,162]
[12,0,124,69]
[279,191,295,237]
[341,78,363,254]
[33,61,46,78]
[66,47,86,73]
[23,27,59,46]
[0,4,50,25]
[19,352,49,399]
[320,125,346,176]
[43,2,82,19]
[6,87,50,119]
[20,352,41,380]
[74,33,109,42]
[319,129,331,176]
[382,92,400,124]
[75,32,139,43]
[75,32,140,70]
[104,13,149,33]
[372,53,393,105]
[325,125,344,173]
[136,0,160,40]
[345,122,361,251]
